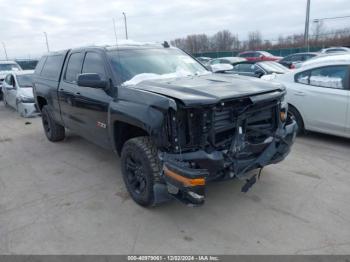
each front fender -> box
[108,87,177,151]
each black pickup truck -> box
[33,43,297,207]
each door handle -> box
[75,92,81,95]
[59,88,64,91]
[294,91,306,96]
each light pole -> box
[113,18,118,44]
[122,12,128,39]
[44,32,50,52]
[304,0,311,51]
[2,42,8,60]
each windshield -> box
[108,48,209,86]
[258,61,289,73]
[17,74,33,87]
[0,63,21,71]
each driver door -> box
[73,51,113,149]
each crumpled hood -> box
[131,73,284,106]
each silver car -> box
[2,70,39,117]
[0,60,22,100]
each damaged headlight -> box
[280,95,288,122]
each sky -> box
[0,0,349,59]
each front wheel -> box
[121,137,161,207]
[41,105,65,142]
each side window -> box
[282,55,292,62]
[309,66,348,89]
[82,52,106,80]
[6,75,16,88]
[304,54,315,60]
[326,49,344,53]
[41,55,64,81]
[210,59,220,65]
[4,74,11,85]
[295,70,310,85]
[220,59,230,64]
[12,75,17,88]
[64,52,84,83]
[290,55,301,62]
[240,63,255,72]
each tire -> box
[121,136,161,207]
[41,105,65,142]
[288,105,304,135]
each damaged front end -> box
[157,90,297,206]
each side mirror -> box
[6,85,14,90]
[211,63,234,73]
[77,73,107,89]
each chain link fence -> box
[193,46,323,58]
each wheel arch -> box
[288,103,306,131]
[36,96,47,111]
[113,120,151,156]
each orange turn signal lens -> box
[280,111,287,122]
[164,166,205,187]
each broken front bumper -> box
[17,102,40,118]
[157,119,297,206]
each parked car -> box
[0,60,22,100]
[268,53,350,138]
[2,70,38,117]
[300,51,350,68]
[208,57,246,66]
[279,52,318,69]
[226,61,290,78]
[33,43,296,207]
[238,51,282,62]
[16,59,39,70]
[196,56,211,65]
[320,46,350,54]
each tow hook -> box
[241,175,257,193]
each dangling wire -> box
[258,167,264,180]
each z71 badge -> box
[97,121,107,128]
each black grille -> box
[211,102,278,147]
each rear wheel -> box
[288,105,304,135]
[121,136,161,207]
[41,105,65,142]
